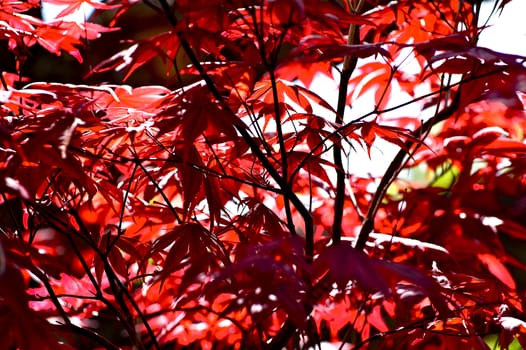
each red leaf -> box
[178,146,205,217]
[413,34,472,61]
[314,241,391,294]
[372,259,450,316]
[291,40,391,63]
[151,223,224,280]
[90,31,180,80]
[477,253,516,289]
[287,151,333,184]
[360,119,423,153]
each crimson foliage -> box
[1,0,526,349]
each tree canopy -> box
[1,0,526,349]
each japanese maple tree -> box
[2,0,526,349]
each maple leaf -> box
[359,118,423,156]
[2,0,526,348]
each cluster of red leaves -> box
[1,0,526,349]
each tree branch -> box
[354,90,461,251]
[332,4,363,244]
[155,0,314,257]
[332,70,352,244]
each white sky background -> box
[41,0,526,177]
[479,0,526,56]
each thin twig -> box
[135,157,183,224]
[108,162,138,251]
